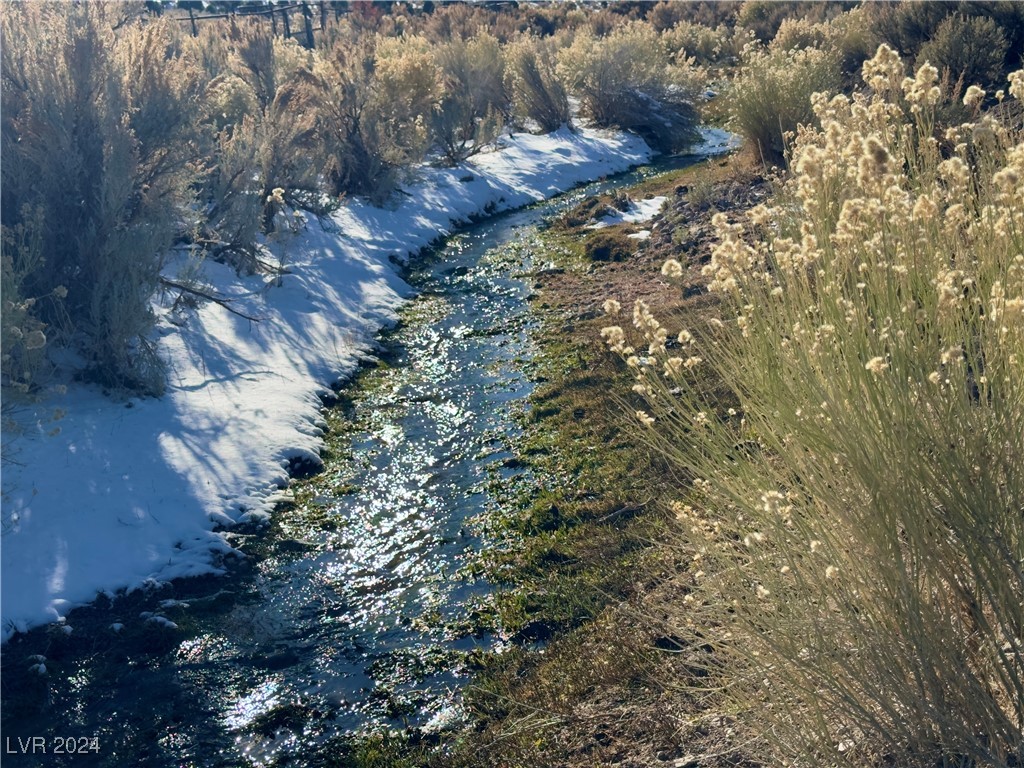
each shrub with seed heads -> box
[607,45,1024,766]
[1,3,203,394]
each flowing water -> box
[1,155,702,767]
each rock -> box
[277,538,316,553]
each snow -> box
[586,195,668,229]
[693,125,741,155]
[2,126,669,641]
[580,127,738,233]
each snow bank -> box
[693,125,741,156]
[1,127,656,640]
[586,195,668,230]
[583,127,739,231]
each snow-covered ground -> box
[1,126,732,641]
[586,195,669,230]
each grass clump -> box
[607,45,1024,766]
[582,229,636,263]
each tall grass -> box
[607,45,1024,766]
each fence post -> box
[301,3,315,49]
[281,4,291,40]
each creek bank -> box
[1,149,738,768]
[1,126,658,641]
[421,149,769,768]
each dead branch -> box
[159,277,261,323]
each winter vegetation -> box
[0,0,703,401]
[4,2,1024,767]
[601,6,1024,767]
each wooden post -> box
[319,1,328,33]
[281,5,291,39]
[188,6,198,37]
[270,7,278,36]
[301,3,315,49]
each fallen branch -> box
[159,277,261,323]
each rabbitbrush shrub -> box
[557,22,701,153]
[505,36,571,133]
[430,32,508,164]
[605,45,1024,766]
[215,21,324,250]
[660,20,741,67]
[726,41,842,165]
[314,33,435,203]
[1,3,203,394]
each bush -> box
[505,36,571,133]
[430,32,508,164]
[218,23,324,246]
[314,33,435,203]
[725,42,841,165]
[869,1,1024,82]
[821,6,879,81]
[557,22,701,153]
[769,15,831,52]
[660,20,738,66]
[0,210,65,395]
[371,34,438,159]
[610,46,1024,766]
[917,13,1009,91]
[737,0,849,42]
[1,4,203,394]
[768,9,878,85]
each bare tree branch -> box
[159,277,261,323]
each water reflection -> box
[1,155,703,767]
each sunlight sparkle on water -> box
[223,678,283,730]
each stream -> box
[0,155,702,767]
